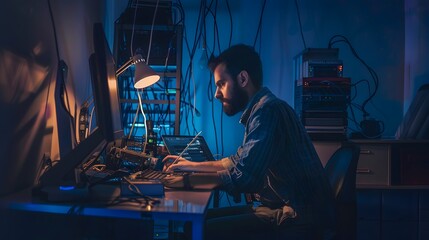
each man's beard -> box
[221,81,248,116]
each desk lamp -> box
[116,54,160,154]
[116,54,160,88]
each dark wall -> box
[0,1,56,196]
[0,0,104,196]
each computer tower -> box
[294,49,350,140]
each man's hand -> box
[161,175,185,189]
[162,155,196,172]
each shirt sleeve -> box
[217,157,234,189]
[219,104,280,193]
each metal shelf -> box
[114,22,182,142]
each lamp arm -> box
[115,58,134,77]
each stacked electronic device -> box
[294,48,351,140]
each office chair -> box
[324,142,360,240]
[263,143,361,240]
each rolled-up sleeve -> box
[220,157,234,170]
[217,157,234,191]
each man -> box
[162,44,335,239]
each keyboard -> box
[121,169,166,197]
[85,168,116,179]
[133,169,218,190]
[134,168,188,180]
[136,169,170,180]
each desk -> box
[0,187,212,240]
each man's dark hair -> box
[208,44,263,89]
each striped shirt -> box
[218,87,335,224]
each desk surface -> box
[0,187,212,222]
[0,187,212,240]
[357,184,429,190]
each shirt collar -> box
[239,87,270,125]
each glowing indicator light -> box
[59,186,75,191]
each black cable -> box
[173,2,185,25]
[177,0,232,154]
[178,45,193,133]
[294,0,307,49]
[201,1,207,52]
[203,0,231,156]
[220,105,224,157]
[202,2,219,56]
[348,80,373,134]
[179,0,207,135]
[225,0,233,47]
[205,0,225,157]
[47,0,77,146]
[36,153,52,183]
[328,35,379,119]
[156,24,181,137]
[351,79,371,101]
[129,0,139,57]
[253,0,267,48]
[209,74,219,155]
[191,1,205,57]
[42,72,53,155]
[181,23,193,62]
[213,0,221,54]
[47,0,60,61]
[48,1,72,117]
[258,17,263,53]
[216,4,222,54]
[348,103,362,126]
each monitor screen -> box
[91,22,124,142]
[162,135,215,162]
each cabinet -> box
[314,139,429,186]
[353,140,429,239]
[314,139,429,240]
[355,142,391,185]
[352,139,429,186]
[114,23,183,147]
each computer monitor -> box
[91,22,124,142]
[38,23,123,187]
[38,129,106,187]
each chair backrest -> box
[325,142,360,200]
[324,142,360,240]
[396,84,429,139]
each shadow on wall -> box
[0,1,56,196]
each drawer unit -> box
[356,143,391,185]
[314,139,429,186]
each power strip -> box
[37,184,89,202]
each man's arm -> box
[161,169,223,190]
[187,172,222,189]
[163,155,226,172]
[161,155,227,189]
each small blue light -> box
[59,186,75,191]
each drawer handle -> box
[356,168,372,174]
[360,149,373,154]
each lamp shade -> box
[133,54,160,89]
